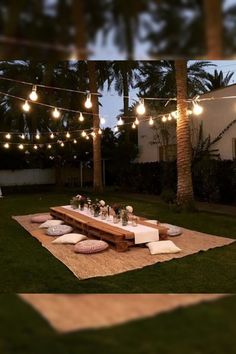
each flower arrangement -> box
[120,208,129,226]
[126,205,133,214]
[70,194,87,209]
[112,203,122,216]
[91,199,106,217]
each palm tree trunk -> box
[72,0,87,60]
[203,0,223,59]
[122,71,130,141]
[175,60,194,208]
[87,61,103,193]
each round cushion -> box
[74,240,109,254]
[161,223,182,237]
[46,225,73,236]
[31,214,53,223]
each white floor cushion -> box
[52,233,88,244]
[147,240,181,255]
[39,220,63,229]
[46,225,73,236]
[160,223,182,236]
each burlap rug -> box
[13,214,234,280]
[20,294,225,333]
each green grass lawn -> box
[0,189,236,293]
[0,295,235,354]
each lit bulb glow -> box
[18,144,24,150]
[5,133,11,140]
[60,142,64,147]
[162,116,167,122]
[91,132,96,138]
[136,99,146,115]
[4,143,9,149]
[33,145,38,150]
[48,144,52,149]
[22,100,31,112]
[86,136,89,140]
[50,133,55,139]
[20,134,25,140]
[171,111,178,119]
[100,117,106,125]
[66,132,71,138]
[132,123,136,129]
[79,113,84,122]
[193,102,203,115]
[98,129,102,135]
[168,114,172,121]
[29,86,38,101]
[149,117,154,125]
[81,131,87,137]
[73,139,77,144]
[85,93,92,109]
[36,134,40,140]
[52,108,60,119]
[135,117,140,125]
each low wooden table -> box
[50,206,168,252]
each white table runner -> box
[62,206,159,244]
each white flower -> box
[76,194,81,198]
[99,200,106,207]
[126,205,133,213]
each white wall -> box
[0,169,55,186]
[138,121,159,162]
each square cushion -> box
[39,220,63,229]
[46,225,73,236]
[31,214,53,223]
[147,240,181,255]
[52,233,88,244]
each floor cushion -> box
[52,233,88,244]
[160,223,182,236]
[74,240,109,254]
[147,240,181,255]
[39,220,64,229]
[31,214,53,223]
[46,225,73,236]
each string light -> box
[36,133,40,140]
[47,144,52,149]
[86,136,90,140]
[149,117,154,125]
[5,133,11,139]
[117,117,124,126]
[171,111,178,119]
[73,139,77,144]
[162,116,167,123]
[85,93,92,109]
[132,122,136,129]
[193,102,203,115]
[91,132,96,138]
[18,144,24,150]
[98,128,102,135]
[50,133,55,139]
[168,114,172,121]
[22,100,31,112]
[81,131,87,137]
[33,145,38,150]
[60,142,64,147]
[29,85,38,101]
[100,117,106,125]
[66,132,71,138]
[4,143,9,149]
[136,99,146,115]
[135,117,140,125]
[20,134,25,139]
[79,112,84,122]
[52,107,60,119]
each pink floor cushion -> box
[46,225,73,236]
[31,214,53,223]
[74,240,109,254]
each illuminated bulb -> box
[91,132,96,138]
[114,126,118,133]
[168,114,172,121]
[4,143,9,149]
[117,117,124,126]
[48,144,52,149]
[193,102,203,115]
[33,145,38,150]
[132,122,136,129]
[18,144,24,150]
[171,111,178,119]
[29,85,38,101]
[66,132,71,138]
[22,100,31,112]
[86,136,89,140]
[20,134,25,140]
[81,131,87,137]
[188,109,193,115]
[149,117,154,125]
[73,139,77,144]
[135,117,140,125]
[5,133,11,140]
[85,93,92,109]
[36,133,40,140]
[79,112,84,122]
[61,142,64,147]
[162,116,167,122]
[136,99,146,115]
[52,108,60,119]
[98,128,102,135]
[100,117,106,125]
[50,133,55,139]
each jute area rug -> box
[13,214,234,280]
[20,294,225,333]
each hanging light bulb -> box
[149,117,154,126]
[4,143,9,149]
[188,109,193,115]
[162,116,167,123]
[132,122,136,129]
[22,100,31,112]
[85,93,92,109]
[33,145,38,150]
[91,132,96,138]
[50,133,55,139]
[36,133,40,140]
[117,117,124,126]
[29,85,38,101]
[86,136,90,140]
[52,107,60,119]
[81,130,87,137]
[60,142,65,147]
[47,144,52,149]
[171,111,178,119]
[5,133,11,140]
[20,134,25,140]
[73,139,77,144]
[98,128,102,135]
[79,112,85,122]
[66,132,71,138]
[114,126,118,133]
[18,144,24,150]
[193,101,203,115]
[168,114,172,121]
[135,117,140,125]
[100,117,106,125]
[136,99,146,115]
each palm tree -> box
[175,60,194,208]
[203,0,223,59]
[205,70,234,91]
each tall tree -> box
[175,60,194,208]
[205,70,234,91]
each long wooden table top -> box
[50,206,167,240]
